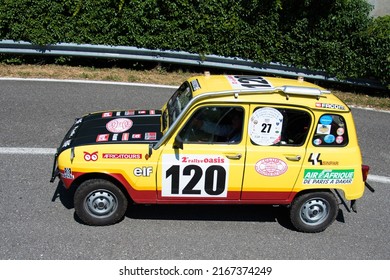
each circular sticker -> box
[336,136,344,144]
[319,115,333,125]
[324,134,335,144]
[313,138,322,145]
[106,118,133,133]
[337,127,345,135]
[255,158,288,177]
[248,107,283,146]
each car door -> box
[241,105,312,202]
[157,105,247,202]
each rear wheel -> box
[74,179,128,226]
[290,191,338,233]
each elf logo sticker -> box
[84,151,98,161]
[309,153,322,165]
[134,167,153,177]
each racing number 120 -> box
[166,165,226,196]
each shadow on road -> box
[51,182,345,231]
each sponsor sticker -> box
[336,135,344,144]
[145,132,157,140]
[308,153,338,165]
[319,115,333,125]
[315,103,345,110]
[122,133,129,141]
[61,168,74,179]
[303,169,354,184]
[102,112,112,118]
[313,138,322,145]
[337,127,345,135]
[248,107,283,146]
[96,134,109,142]
[133,167,153,177]
[324,134,335,144]
[316,124,331,135]
[191,79,201,91]
[84,151,98,161]
[103,153,142,159]
[255,158,288,176]
[125,110,135,115]
[106,118,133,133]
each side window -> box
[249,107,311,146]
[312,114,348,146]
[179,106,244,144]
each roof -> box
[186,75,349,112]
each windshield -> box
[166,82,193,127]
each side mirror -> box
[173,135,184,150]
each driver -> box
[192,109,243,143]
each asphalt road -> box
[0,79,389,260]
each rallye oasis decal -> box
[161,154,229,197]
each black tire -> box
[74,179,128,226]
[290,191,338,233]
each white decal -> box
[162,154,229,197]
[316,124,331,135]
[255,158,288,176]
[248,107,283,146]
[106,118,133,133]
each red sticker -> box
[96,134,109,142]
[121,133,129,141]
[102,112,112,118]
[84,151,98,161]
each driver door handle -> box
[226,154,242,160]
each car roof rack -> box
[275,86,330,100]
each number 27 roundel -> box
[161,154,229,198]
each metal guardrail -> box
[0,39,386,89]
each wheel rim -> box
[299,197,330,226]
[85,189,118,217]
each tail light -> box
[362,165,370,182]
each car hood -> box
[58,109,163,152]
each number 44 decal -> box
[161,154,229,197]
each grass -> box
[0,63,389,110]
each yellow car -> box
[51,74,372,233]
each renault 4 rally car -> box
[50,74,373,233]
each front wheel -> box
[74,179,128,226]
[290,191,338,233]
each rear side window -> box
[249,107,311,146]
[312,114,349,146]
